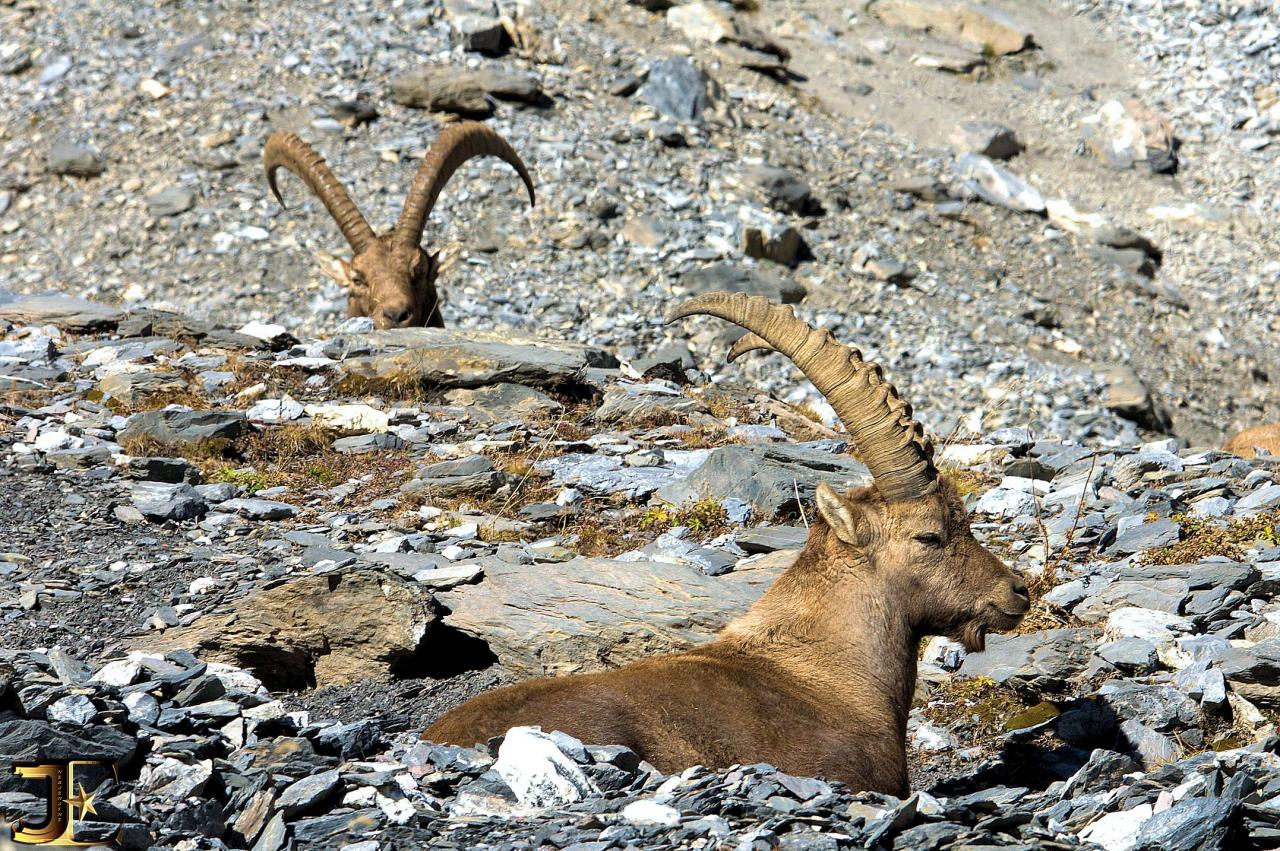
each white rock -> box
[622,799,682,827]
[34,429,74,452]
[937,443,1008,467]
[124,692,161,726]
[304,403,390,433]
[1078,803,1153,851]
[237,320,289,342]
[973,486,1038,518]
[492,726,598,811]
[188,577,219,595]
[921,636,966,671]
[91,656,143,687]
[47,695,95,725]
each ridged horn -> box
[394,121,536,251]
[263,132,378,254]
[667,292,937,502]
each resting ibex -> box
[426,292,1030,794]
[263,122,535,329]
[1225,424,1280,459]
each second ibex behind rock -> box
[263,122,535,329]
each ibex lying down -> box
[426,292,1030,794]
[263,122,535,329]
[1224,424,1280,459]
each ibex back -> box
[426,292,1029,794]
[263,122,534,329]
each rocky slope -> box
[1,294,1279,848]
[3,0,1280,848]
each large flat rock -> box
[435,549,797,678]
[337,328,619,392]
[0,294,124,332]
[656,443,872,518]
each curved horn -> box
[727,332,774,363]
[667,292,937,502]
[394,121,535,251]
[264,132,377,254]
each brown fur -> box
[425,477,1029,794]
[1224,424,1280,459]
[316,237,444,330]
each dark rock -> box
[638,57,711,121]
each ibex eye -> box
[914,533,943,546]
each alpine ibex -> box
[426,292,1030,794]
[263,122,535,329]
[1225,424,1280,459]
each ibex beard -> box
[426,292,1029,795]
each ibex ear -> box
[815,482,870,547]
[315,251,363,290]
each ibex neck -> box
[721,544,919,734]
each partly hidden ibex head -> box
[670,292,1029,651]
[263,122,535,329]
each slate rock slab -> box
[434,549,795,677]
[656,443,871,517]
[959,628,1101,688]
[0,294,124,332]
[118,409,248,448]
[338,328,618,392]
[680,263,806,304]
[0,719,136,764]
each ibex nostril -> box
[384,308,412,326]
[1013,580,1029,599]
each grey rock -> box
[1134,788,1238,850]
[220,497,298,520]
[443,0,509,54]
[0,294,124,332]
[1074,578,1189,622]
[958,628,1100,689]
[47,141,104,177]
[950,121,1022,159]
[337,327,617,391]
[278,769,342,816]
[743,165,815,215]
[130,482,208,522]
[1096,681,1199,732]
[1118,719,1179,768]
[1107,518,1179,556]
[656,443,871,518]
[638,57,711,121]
[1096,637,1158,672]
[435,550,792,677]
[118,409,247,448]
[147,186,196,217]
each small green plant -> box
[214,468,272,493]
[639,499,729,533]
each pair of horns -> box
[263,121,536,254]
[668,293,937,502]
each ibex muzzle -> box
[263,122,535,329]
[426,292,1029,794]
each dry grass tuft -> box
[1143,511,1280,566]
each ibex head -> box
[263,122,535,329]
[669,293,1029,652]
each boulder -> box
[337,328,617,393]
[0,294,124,333]
[131,570,440,689]
[656,443,871,518]
[434,549,794,677]
[872,0,1032,54]
[638,57,712,121]
[958,628,1101,689]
